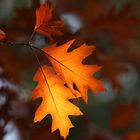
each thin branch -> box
[0,39,80,100]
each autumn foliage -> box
[32,66,83,139]
[32,40,106,138]
[0,0,140,140]
[1,1,106,139]
[35,3,63,41]
[43,40,106,101]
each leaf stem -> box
[29,30,36,46]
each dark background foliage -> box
[0,0,140,140]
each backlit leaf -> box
[43,40,106,102]
[32,66,82,139]
[35,2,64,41]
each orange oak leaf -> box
[0,29,6,40]
[32,66,82,139]
[42,40,106,102]
[35,2,64,41]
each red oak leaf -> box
[35,2,64,41]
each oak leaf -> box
[35,2,64,41]
[42,40,106,102]
[32,66,82,139]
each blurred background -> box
[0,0,140,140]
